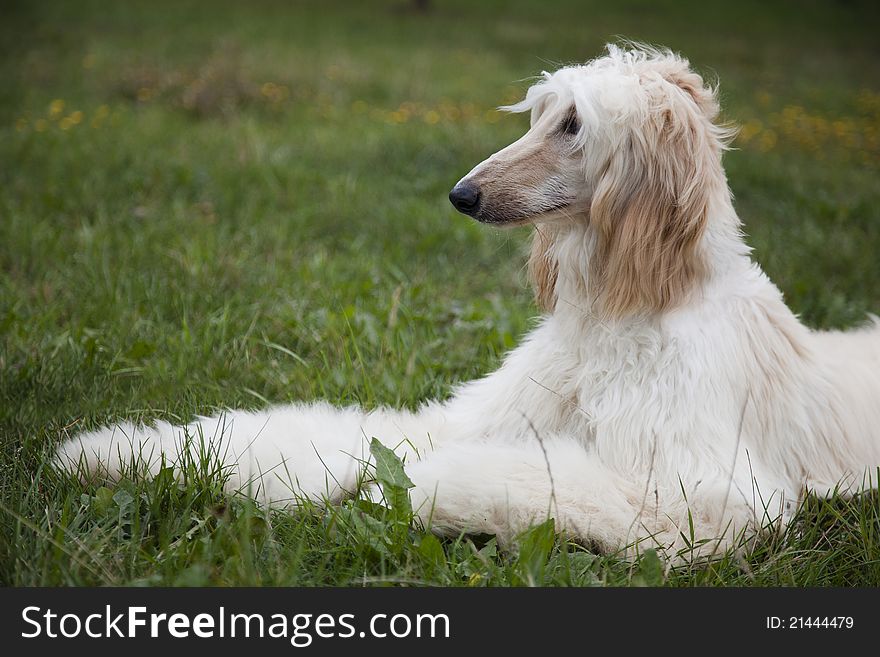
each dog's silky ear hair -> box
[590,69,720,318]
[529,226,559,312]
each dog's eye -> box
[559,111,580,137]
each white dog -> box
[57,44,880,558]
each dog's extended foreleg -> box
[399,438,762,557]
[397,439,648,552]
[55,401,447,506]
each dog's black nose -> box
[449,182,481,215]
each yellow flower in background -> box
[260,82,288,104]
[737,119,763,144]
[48,99,65,119]
[34,119,48,132]
[423,110,440,124]
[758,129,777,152]
[59,117,74,130]
[91,104,110,128]
[69,111,84,125]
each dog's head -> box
[450,44,734,317]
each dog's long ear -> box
[529,226,559,312]
[661,67,720,121]
[590,86,716,319]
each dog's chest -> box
[562,324,707,448]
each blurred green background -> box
[1,0,879,585]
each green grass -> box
[2,0,879,586]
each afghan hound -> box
[56,44,880,558]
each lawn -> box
[1,0,879,586]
